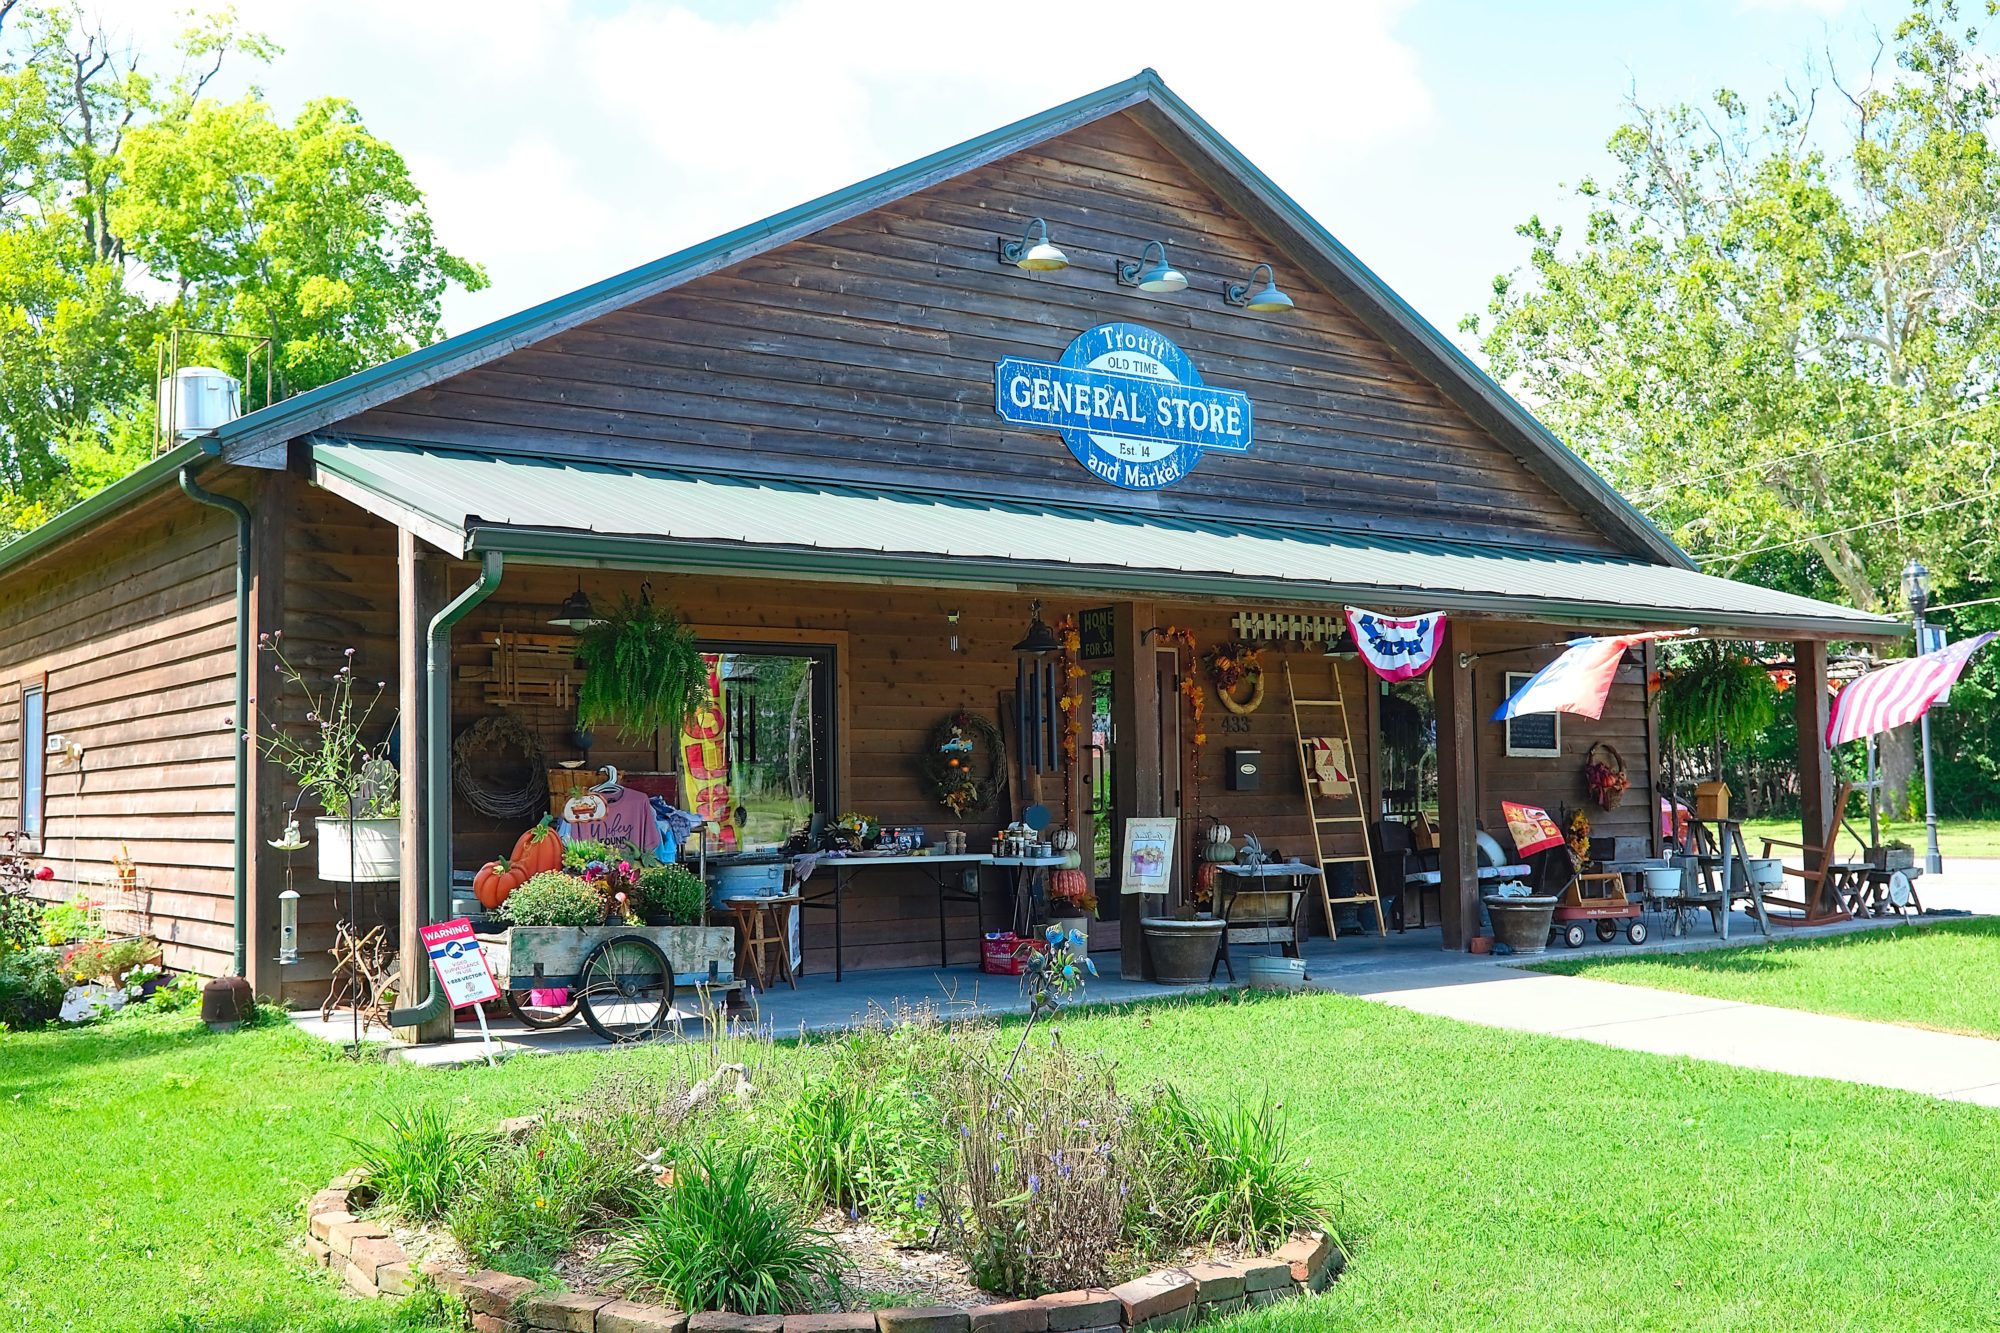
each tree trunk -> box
[1876,723,1919,822]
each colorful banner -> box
[678,655,736,850]
[1343,606,1446,682]
[1494,630,1690,722]
[1501,801,1566,858]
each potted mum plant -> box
[256,633,401,882]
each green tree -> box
[1468,0,2000,810]
[0,3,483,530]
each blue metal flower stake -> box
[1006,925,1096,1078]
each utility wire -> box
[1694,487,1998,564]
[1627,405,1984,504]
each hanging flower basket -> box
[1583,742,1629,811]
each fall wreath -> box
[920,711,1006,817]
[1203,639,1266,715]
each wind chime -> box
[1012,601,1065,783]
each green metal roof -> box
[0,437,216,579]
[202,68,1685,567]
[312,439,1894,640]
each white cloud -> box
[78,0,1433,332]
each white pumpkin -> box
[1207,823,1232,845]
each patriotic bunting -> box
[1826,632,1996,747]
[1343,606,1446,682]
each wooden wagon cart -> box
[479,924,737,1043]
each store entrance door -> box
[1090,649,1186,925]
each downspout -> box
[388,549,504,1028]
[178,465,252,978]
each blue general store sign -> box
[994,323,1254,490]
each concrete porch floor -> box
[295,865,1994,1066]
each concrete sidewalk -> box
[1317,962,2000,1107]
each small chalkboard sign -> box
[1078,606,1115,660]
[1503,671,1562,756]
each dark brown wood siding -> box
[342,112,1617,554]
[0,492,241,975]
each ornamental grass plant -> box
[346,1106,493,1223]
[1142,1084,1329,1252]
[607,1142,845,1315]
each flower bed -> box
[304,1001,1347,1330]
[306,1162,1341,1331]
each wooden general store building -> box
[0,74,1891,1016]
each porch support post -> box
[1113,601,1161,980]
[396,529,452,1043]
[1435,623,1479,951]
[243,470,291,1003]
[1793,639,1833,873]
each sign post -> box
[419,918,501,1066]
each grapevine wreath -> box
[920,711,1006,817]
[452,713,549,820]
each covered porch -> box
[290,439,1895,1040]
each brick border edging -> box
[306,1165,1344,1332]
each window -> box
[1502,670,1562,758]
[1377,676,1438,817]
[20,683,44,839]
[682,642,835,853]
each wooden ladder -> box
[1284,658,1385,939]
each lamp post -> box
[1902,559,1944,875]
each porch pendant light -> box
[1013,600,1061,655]
[549,580,601,631]
[1116,240,1188,294]
[1225,262,1295,313]
[999,217,1069,272]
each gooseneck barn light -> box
[549,579,601,631]
[1226,262,1295,313]
[1012,600,1062,655]
[1116,240,1188,294]
[998,217,1069,271]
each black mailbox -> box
[1226,747,1261,791]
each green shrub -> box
[346,1106,493,1223]
[447,1120,645,1275]
[1141,1085,1325,1251]
[148,970,204,1013]
[40,895,103,946]
[634,862,707,926]
[498,872,606,928]
[0,946,64,1029]
[608,1143,844,1315]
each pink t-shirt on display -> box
[566,786,662,857]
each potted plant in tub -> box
[255,635,401,882]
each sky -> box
[81,0,1908,356]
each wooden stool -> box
[724,895,799,991]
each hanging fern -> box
[1656,640,1779,752]
[573,593,708,743]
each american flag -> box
[1826,632,1997,747]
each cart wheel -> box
[503,988,580,1030]
[1564,924,1586,948]
[1595,920,1618,943]
[1627,920,1648,945]
[575,935,676,1043]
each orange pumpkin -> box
[474,856,530,909]
[1194,861,1222,906]
[511,815,563,877]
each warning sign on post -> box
[420,918,499,1010]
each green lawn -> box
[1534,917,2000,1039]
[4,995,2000,1332]
[1737,814,2000,859]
